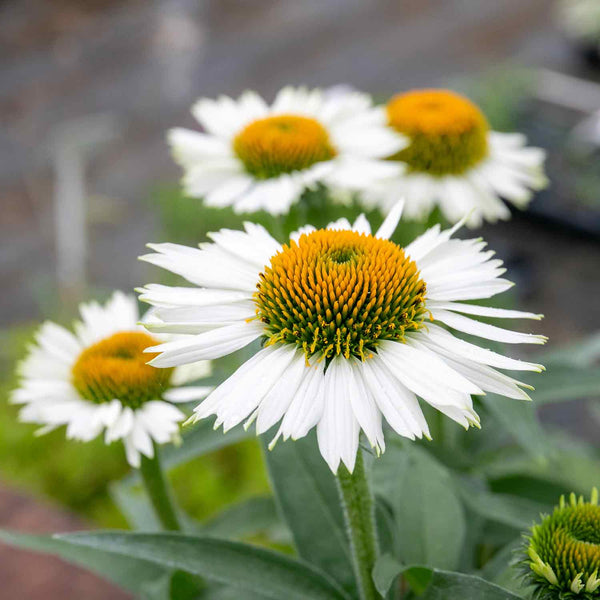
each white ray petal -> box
[411,324,544,372]
[427,301,543,320]
[146,321,263,367]
[430,309,547,345]
[317,357,360,473]
[163,386,213,403]
[375,200,404,239]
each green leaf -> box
[421,570,523,599]
[110,478,162,531]
[528,366,600,405]
[481,430,600,498]
[372,554,522,599]
[202,496,282,539]
[540,332,600,368]
[56,531,351,600]
[375,497,399,558]
[455,479,548,529]
[481,395,548,458]
[0,529,167,596]
[141,570,205,600]
[262,433,357,597]
[373,444,466,570]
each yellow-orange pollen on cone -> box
[71,332,173,409]
[386,89,490,176]
[254,229,428,361]
[233,114,337,179]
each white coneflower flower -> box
[139,202,545,474]
[12,291,212,468]
[168,86,405,215]
[369,89,547,227]
[558,0,600,48]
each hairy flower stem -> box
[140,442,181,531]
[337,450,380,600]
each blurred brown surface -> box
[0,485,130,599]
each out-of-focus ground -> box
[1,0,599,597]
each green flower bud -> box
[520,488,600,599]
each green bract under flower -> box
[522,489,600,599]
[72,331,174,409]
[254,228,428,361]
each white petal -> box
[138,285,251,309]
[163,386,213,403]
[360,356,429,439]
[146,321,264,367]
[256,351,307,434]
[346,358,385,451]
[276,358,326,441]
[378,342,477,411]
[141,242,259,292]
[427,301,543,320]
[194,345,296,432]
[352,214,371,235]
[411,324,544,372]
[430,309,547,345]
[317,357,360,473]
[171,360,212,385]
[375,200,404,239]
[168,128,231,168]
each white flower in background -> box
[558,0,600,46]
[369,89,547,227]
[12,292,212,467]
[168,86,405,215]
[139,202,545,474]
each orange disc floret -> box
[386,89,489,176]
[72,331,173,408]
[254,229,428,361]
[233,114,337,179]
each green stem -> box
[139,442,181,531]
[337,449,380,600]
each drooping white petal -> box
[430,309,547,345]
[410,325,544,372]
[255,350,307,434]
[427,301,543,320]
[346,358,385,452]
[360,355,429,439]
[146,321,264,367]
[274,358,326,443]
[317,357,360,473]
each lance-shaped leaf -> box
[55,531,351,600]
[373,553,523,599]
[262,433,357,597]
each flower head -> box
[169,86,405,215]
[368,89,547,227]
[521,489,600,599]
[12,292,212,467]
[558,0,600,46]
[139,202,545,473]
